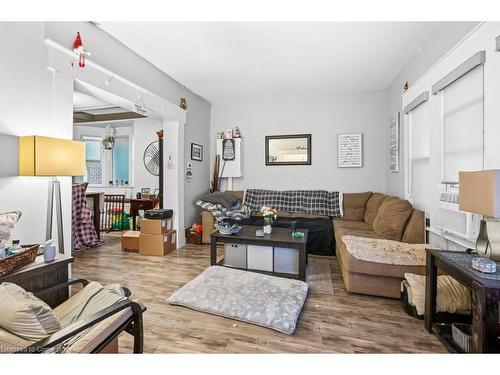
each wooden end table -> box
[0,254,74,308]
[425,249,500,353]
[210,225,308,281]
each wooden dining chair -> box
[102,194,126,233]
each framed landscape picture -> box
[191,143,203,161]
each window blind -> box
[442,64,484,183]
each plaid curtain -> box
[72,183,103,252]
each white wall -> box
[132,117,163,195]
[400,22,500,249]
[0,21,210,255]
[385,22,479,197]
[45,22,211,228]
[211,91,388,193]
[0,23,74,253]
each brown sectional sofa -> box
[200,190,425,299]
[334,192,426,299]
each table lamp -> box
[459,170,500,261]
[19,136,85,254]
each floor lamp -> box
[19,136,85,254]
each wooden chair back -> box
[102,194,126,232]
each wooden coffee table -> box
[210,225,308,281]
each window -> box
[408,102,431,215]
[442,65,484,183]
[80,133,131,186]
[83,136,102,185]
[112,137,130,185]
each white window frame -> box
[403,92,429,206]
[438,68,485,184]
[80,131,133,187]
[430,51,486,242]
[81,135,104,186]
[109,135,132,186]
[431,51,486,183]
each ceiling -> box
[99,22,441,104]
[73,91,111,110]
[73,84,146,124]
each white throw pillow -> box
[0,282,61,341]
[0,211,21,247]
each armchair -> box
[0,279,146,354]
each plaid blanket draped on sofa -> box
[243,189,343,217]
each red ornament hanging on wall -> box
[73,32,90,68]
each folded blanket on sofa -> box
[403,273,470,315]
[341,235,433,265]
[198,191,240,208]
[243,189,343,217]
[196,200,251,222]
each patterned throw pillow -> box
[0,211,21,246]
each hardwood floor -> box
[72,234,446,353]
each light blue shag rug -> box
[168,266,309,334]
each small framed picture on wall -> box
[191,143,203,161]
[141,187,151,199]
[388,113,400,173]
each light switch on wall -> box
[185,162,193,183]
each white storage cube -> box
[274,247,299,274]
[247,245,273,272]
[223,243,247,268]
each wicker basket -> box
[0,244,39,278]
[185,229,202,245]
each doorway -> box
[46,39,186,255]
[72,81,165,251]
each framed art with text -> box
[338,133,362,168]
[191,143,203,161]
[389,113,400,173]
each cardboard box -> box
[166,230,177,253]
[139,218,173,235]
[139,230,177,256]
[121,231,140,252]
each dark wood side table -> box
[210,225,308,281]
[425,249,500,353]
[0,254,74,308]
[129,198,155,231]
[86,192,103,240]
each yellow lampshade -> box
[459,170,500,217]
[19,136,85,176]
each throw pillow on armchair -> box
[0,211,22,247]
